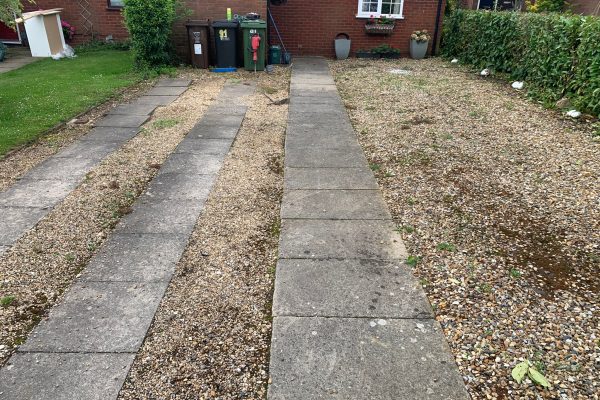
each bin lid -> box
[240,20,267,29]
[212,20,239,28]
[186,19,209,27]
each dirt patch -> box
[0,71,224,365]
[331,58,599,400]
[118,68,289,399]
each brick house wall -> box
[268,0,447,58]
[23,1,128,45]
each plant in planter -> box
[410,30,430,60]
[371,44,400,59]
[61,20,76,42]
[365,14,395,36]
[356,49,376,59]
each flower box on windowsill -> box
[365,23,395,36]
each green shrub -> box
[527,0,565,13]
[442,10,600,116]
[123,0,177,69]
[572,17,600,115]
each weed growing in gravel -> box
[437,242,457,252]
[419,278,430,287]
[369,163,381,171]
[406,255,421,268]
[396,225,415,234]
[479,283,492,293]
[384,171,395,177]
[152,119,180,130]
[442,133,454,140]
[0,296,16,307]
[407,197,417,205]
[261,85,278,95]
[64,253,76,262]
[510,268,522,279]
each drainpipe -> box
[431,0,444,55]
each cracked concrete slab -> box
[23,156,98,181]
[285,146,368,168]
[53,140,122,160]
[117,197,204,235]
[160,153,224,175]
[155,78,192,87]
[131,95,178,106]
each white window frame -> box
[357,0,405,19]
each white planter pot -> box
[410,40,428,60]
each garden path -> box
[267,57,469,399]
[0,82,254,399]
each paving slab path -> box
[0,78,190,258]
[268,58,469,399]
[0,82,255,399]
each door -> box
[0,18,21,44]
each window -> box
[357,0,404,18]
[107,0,125,8]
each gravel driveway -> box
[331,58,599,400]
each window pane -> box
[109,0,125,6]
[381,0,402,14]
[362,0,379,13]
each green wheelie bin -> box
[240,20,267,71]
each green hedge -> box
[442,10,600,115]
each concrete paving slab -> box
[0,207,50,244]
[0,245,9,256]
[273,259,432,318]
[79,127,139,142]
[281,190,392,220]
[145,172,215,200]
[197,114,245,127]
[80,233,188,282]
[146,86,188,96]
[188,124,241,140]
[175,138,233,155]
[281,190,391,220]
[289,101,346,114]
[156,78,192,87]
[279,219,406,260]
[0,352,136,400]
[118,198,203,234]
[287,111,350,128]
[20,281,168,353]
[285,130,361,150]
[95,114,150,128]
[268,317,469,400]
[284,168,378,190]
[285,147,367,168]
[132,95,178,106]
[290,95,341,105]
[160,153,224,175]
[109,103,158,116]
[53,140,122,160]
[0,179,77,208]
[209,104,248,116]
[23,156,97,181]
[286,121,354,138]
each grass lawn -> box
[0,49,139,156]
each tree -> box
[0,0,34,27]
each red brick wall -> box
[269,0,447,58]
[24,1,128,45]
